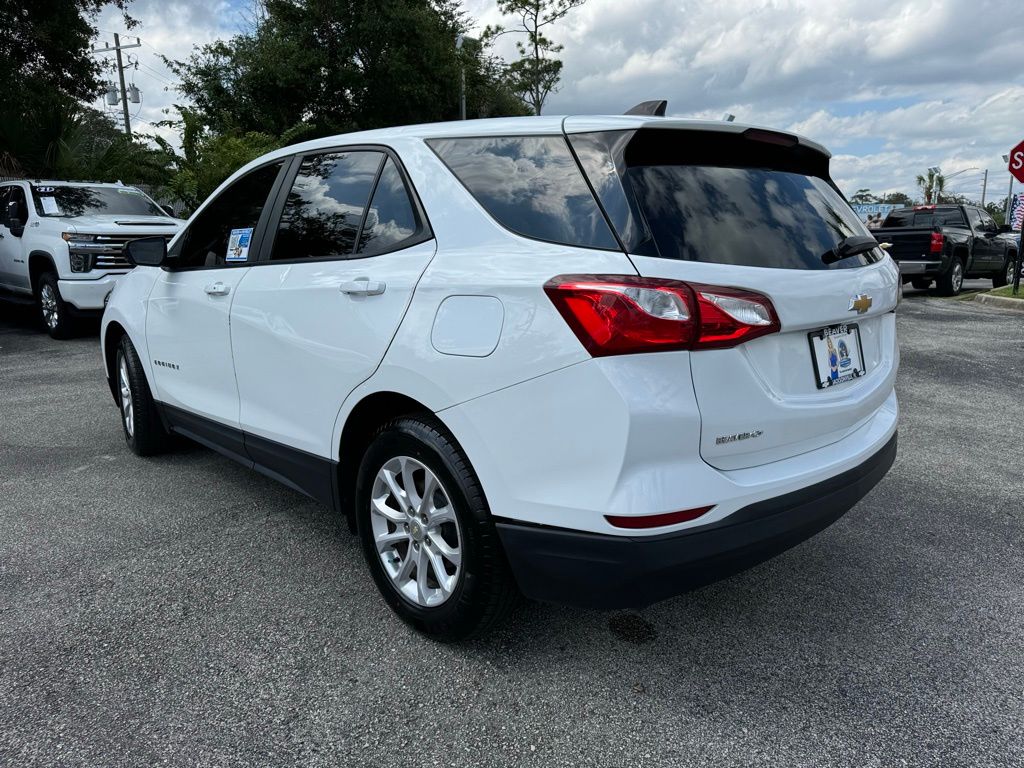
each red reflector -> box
[606,506,715,529]
[930,232,944,253]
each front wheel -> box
[356,416,517,641]
[935,257,964,296]
[37,272,76,339]
[115,336,171,456]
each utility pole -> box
[92,34,142,138]
[981,169,988,206]
[1003,155,1014,224]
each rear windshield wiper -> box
[822,234,879,265]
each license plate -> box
[808,324,866,389]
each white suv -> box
[0,180,182,338]
[101,115,900,640]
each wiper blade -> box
[822,234,880,264]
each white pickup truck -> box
[0,180,183,338]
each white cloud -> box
[99,0,1024,199]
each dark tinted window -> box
[357,158,420,254]
[428,136,617,250]
[978,210,998,232]
[177,161,283,269]
[272,151,383,261]
[882,208,966,227]
[30,185,164,217]
[628,165,878,269]
[5,186,29,222]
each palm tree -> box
[915,169,946,204]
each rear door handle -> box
[204,282,230,296]
[339,278,386,296]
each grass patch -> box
[987,285,1024,300]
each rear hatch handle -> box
[822,234,880,265]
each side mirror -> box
[998,223,1012,234]
[6,200,24,237]
[160,204,176,217]
[124,236,168,267]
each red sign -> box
[1010,140,1024,184]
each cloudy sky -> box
[96,0,1024,201]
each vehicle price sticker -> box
[808,323,866,389]
[40,196,61,215]
[226,227,253,262]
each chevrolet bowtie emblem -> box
[849,294,872,314]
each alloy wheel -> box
[370,456,462,607]
[40,283,58,330]
[118,357,134,438]
[952,261,963,293]
[1008,260,1017,287]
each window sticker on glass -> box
[40,196,61,215]
[226,227,254,262]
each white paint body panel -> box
[145,267,251,427]
[230,240,436,456]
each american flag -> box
[1012,193,1024,231]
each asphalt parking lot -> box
[1,285,1022,767]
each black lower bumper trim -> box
[495,432,897,610]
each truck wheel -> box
[37,272,76,339]
[911,278,931,290]
[116,335,171,456]
[935,257,964,296]
[993,255,1015,288]
[355,415,517,641]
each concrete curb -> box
[975,293,1024,312]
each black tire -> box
[115,335,171,456]
[355,415,517,641]
[37,272,76,339]
[993,254,1015,288]
[911,278,931,290]
[935,256,964,296]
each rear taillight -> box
[930,233,944,253]
[606,505,715,529]
[544,275,780,356]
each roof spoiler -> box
[624,100,667,117]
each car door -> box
[964,207,997,271]
[229,146,436,464]
[0,185,31,292]
[145,159,287,459]
[978,210,1003,269]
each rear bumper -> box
[496,431,897,610]
[897,260,943,277]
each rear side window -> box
[573,129,880,270]
[357,158,419,255]
[883,208,966,227]
[428,136,618,250]
[272,151,384,261]
[176,161,284,269]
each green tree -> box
[986,200,1007,226]
[484,0,586,115]
[166,0,528,140]
[0,97,169,185]
[916,169,945,204]
[0,0,138,178]
[879,192,913,206]
[849,188,877,204]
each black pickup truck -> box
[874,204,1019,295]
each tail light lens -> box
[606,505,715,529]
[544,275,780,356]
[930,233,944,253]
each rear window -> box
[428,136,618,250]
[573,129,881,270]
[30,185,165,218]
[881,208,966,228]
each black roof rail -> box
[624,100,667,117]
